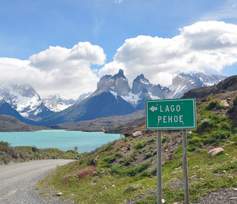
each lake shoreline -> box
[0,130,121,152]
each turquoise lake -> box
[0,130,122,152]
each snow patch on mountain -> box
[169,72,225,98]
[43,95,76,112]
[121,92,140,105]
[0,84,44,118]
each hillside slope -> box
[0,115,43,131]
[40,77,237,204]
[59,110,145,133]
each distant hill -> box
[59,110,145,133]
[0,115,42,131]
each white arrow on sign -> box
[150,106,158,112]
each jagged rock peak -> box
[113,69,126,79]
[96,69,130,96]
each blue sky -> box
[0,0,233,60]
[0,0,237,98]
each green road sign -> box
[146,98,196,130]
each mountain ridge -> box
[39,70,224,125]
[0,70,225,126]
[0,84,53,121]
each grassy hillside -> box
[0,142,79,164]
[40,91,237,203]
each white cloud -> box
[100,21,237,86]
[30,42,105,70]
[0,42,106,99]
[1,21,237,98]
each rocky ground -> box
[197,188,237,204]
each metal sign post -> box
[146,98,196,204]
[157,131,162,204]
[182,129,189,204]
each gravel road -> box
[0,159,73,204]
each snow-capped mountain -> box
[95,70,169,106]
[43,95,76,112]
[95,69,139,105]
[40,70,226,125]
[0,83,53,120]
[169,72,225,98]
[0,71,224,125]
[96,69,131,96]
[77,92,91,103]
[80,70,224,109]
[132,74,171,108]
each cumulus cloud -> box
[100,21,237,86]
[0,42,106,99]
[30,42,105,70]
[1,21,237,98]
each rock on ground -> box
[208,147,224,156]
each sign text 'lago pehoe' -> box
[146,99,196,130]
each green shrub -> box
[197,119,214,133]
[219,122,231,131]
[188,135,203,151]
[119,155,135,166]
[103,155,116,164]
[32,146,39,152]
[0,141,10,151]
[206,100,223,110]
[231,135,237,144]
[213,161,237,174]
[204,131,231,145]
[134,141,146,150]
[111,163,150,177]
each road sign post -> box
[157,131,162,204]
[182,130,189,204]
[146,99,196,204]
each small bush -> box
[32,146,39,152]
[124,184,142,193]
[213,161,237,174]
[204,131,231,145]
[206,101,222,110]
[111,163,150,177]
[231,135,237,144]
[197,119,214,133]
[0,141,10,151]
[219,122,231,131]
[103,155,116,164]
[134,141,146,150]
[188,135,203,151]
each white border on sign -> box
[146,98,197,130]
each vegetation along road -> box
[0,160,73,204]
